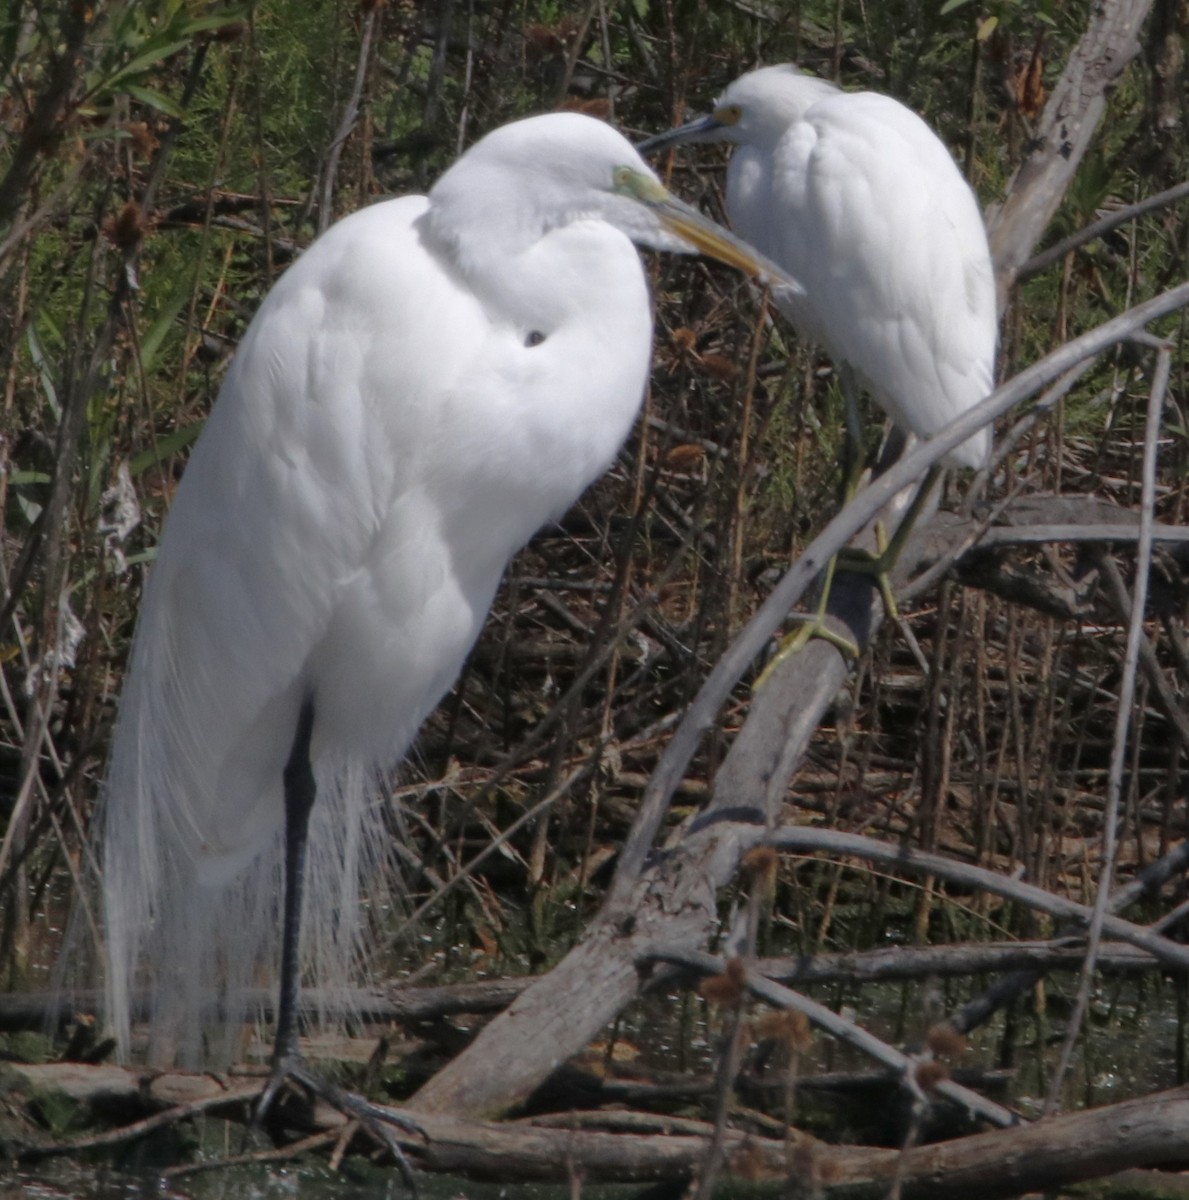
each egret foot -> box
[255,1051,424,1190]
[834,460,945,622]
[755,411,926,688]
[755,556,860,689]
[835,535,901,623]
[755,464,942,689]
[755,613,860,687]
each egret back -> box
[727,84,996,468]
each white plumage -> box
[642,64,997,469]
[97,111,783,1066]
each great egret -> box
[640,64,997,473]
[94,111,791,1126]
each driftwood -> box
[11,1062,1189,1199]
[407,289,1189,1120]
[920,494,1189,622]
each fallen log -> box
[8,1062,1189,1198]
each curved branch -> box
[765,826,1189,974]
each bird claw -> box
[255,1051,424,1193]
[755,611,860,687]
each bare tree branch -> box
[987,0,1155,300]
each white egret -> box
[93,111,790,1132]
[640,63,997,473]
[640,65,998,657]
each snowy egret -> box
[94,112,791,1125]
[640,64,997,472]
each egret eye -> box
[525,330,546,347]
[612,166,667,203]
[715,103,743,126]
[611,165,634,191]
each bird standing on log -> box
[95,111,793,1121]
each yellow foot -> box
[755,612,860,689]
[835,541,900,623]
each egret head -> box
[423,111,795,287]
[639,65,838,155]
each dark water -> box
[6,1158,630,1200]
[6,975,1182,1199]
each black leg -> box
[252,697,424,1188]
[275,696,317,1062]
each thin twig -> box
[163,1129,341,1179]
[317,7,378,234]
[1019,178,1189,281]
[0,45,210,885]
[1096,554,1189,746]
[970,522,1189,547]
[389,757,596,941]
[15,1083,262,1161]
[1044,340,1171,1112]
[644,946,1019,1129]
[693,884,764,1200]
[764,824,1189,974]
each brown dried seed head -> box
[698,957,746,1006]
[699,352,740,382]
[698,973,741,1005]
[125,121,158,160]
[925,1022,967,1059]
[559,97,611,120]
[104,200,145,249]
[663,443,706,471]
[915,1059,950,1091]
[741,845,778,892]
[1014,38,1046,117]
[752,1008,812,1051]
[524,21,576,58]
[208,19,248,42]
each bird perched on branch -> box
[641,64,997,473]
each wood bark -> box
[12,1063,1189,1199]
